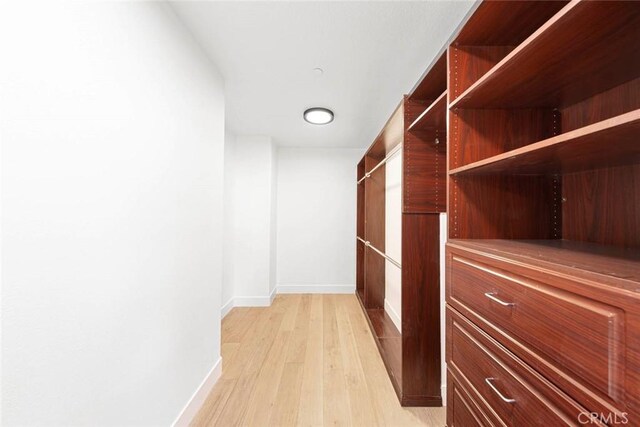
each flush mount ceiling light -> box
[303,107,334,125]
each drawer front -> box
[448,308,584,426]
[448,253,624,403]
[447,369,495,427]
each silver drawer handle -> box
[485,377,516,403]
[484,292,515,307]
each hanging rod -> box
[356,143,403,185]
[356,237,402,269]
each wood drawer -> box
[447,368,495,427]
[448,252,623,401]
[446,242,640,423]
[447,307,590,426]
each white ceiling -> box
[170,1,475,148]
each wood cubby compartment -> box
[446,1,640,424]
[355,50,447,406]
[449,1,640,244]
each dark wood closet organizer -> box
[444,1,640,426]
[356,0,640,419]
[355,52,447,406]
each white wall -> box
[276,148,363,293]
[222,131,237,314]
[1,2,225,425]
[223,136,277,307]
[384,149,403,332]
[269,144,279,296]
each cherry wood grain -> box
[446,243,640,423]
[364,157,385,309]
[404,129,446,214]
[408,91,446,132]
[449,108,555,170]
[448,45,514,100]
[449,175,560,239]
[354,296,403,402]
[453,0,568,46]
[447,369,492,427]
[560,76,640,134]
[445,1,640,425]
[363,247,384,310]
[402,213,441,405]
[447,307,594,426]
[449,252,625,402]
[356,239,364,299]
[366,308,401,338]
[447,239,640,287]
[357,170,365,237]
[409,52,447,102]
[449,109,640,175]
[562,165,640,249]
[451,1,640,109]
[357,158,366,182]
[364,157,385,250]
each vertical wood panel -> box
[402,213,442,402]
[562,165,640,248]
[364,157,385,249]
[404,129,446,213]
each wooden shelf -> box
[365,309,402,391]
[353,292,403,397]
[408,91,447,132]
[367,308,401,338]
[409,53,447,102]
[453,1,568,46]
[450,1,640,109]
[448,239,640,289]
[449,109,640,175]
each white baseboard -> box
[222,287,277,315]
[221,298,234,319]
[221,285,353,318]
[276,284,355,294]
[172,357,222,427]
[233,295,273,307]
[384,299,402,332]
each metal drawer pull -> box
[485,378,516,403]
[484,292,515,307]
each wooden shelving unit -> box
[445,1,640,425]
[407,91,447,132]
[450,1,640,109]
[355,51,447,406]
[450,109,640,175]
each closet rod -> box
[357,143,403,185]
[357,236,402,269]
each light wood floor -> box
[191,294,445,427]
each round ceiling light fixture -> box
[303,107,334,125]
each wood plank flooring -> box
[191,294,445,427]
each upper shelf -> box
[450,1,640,109]
[449,109,640,176]
[407,91,447,132]
[408,53,447,102]
[453,1,567,46]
